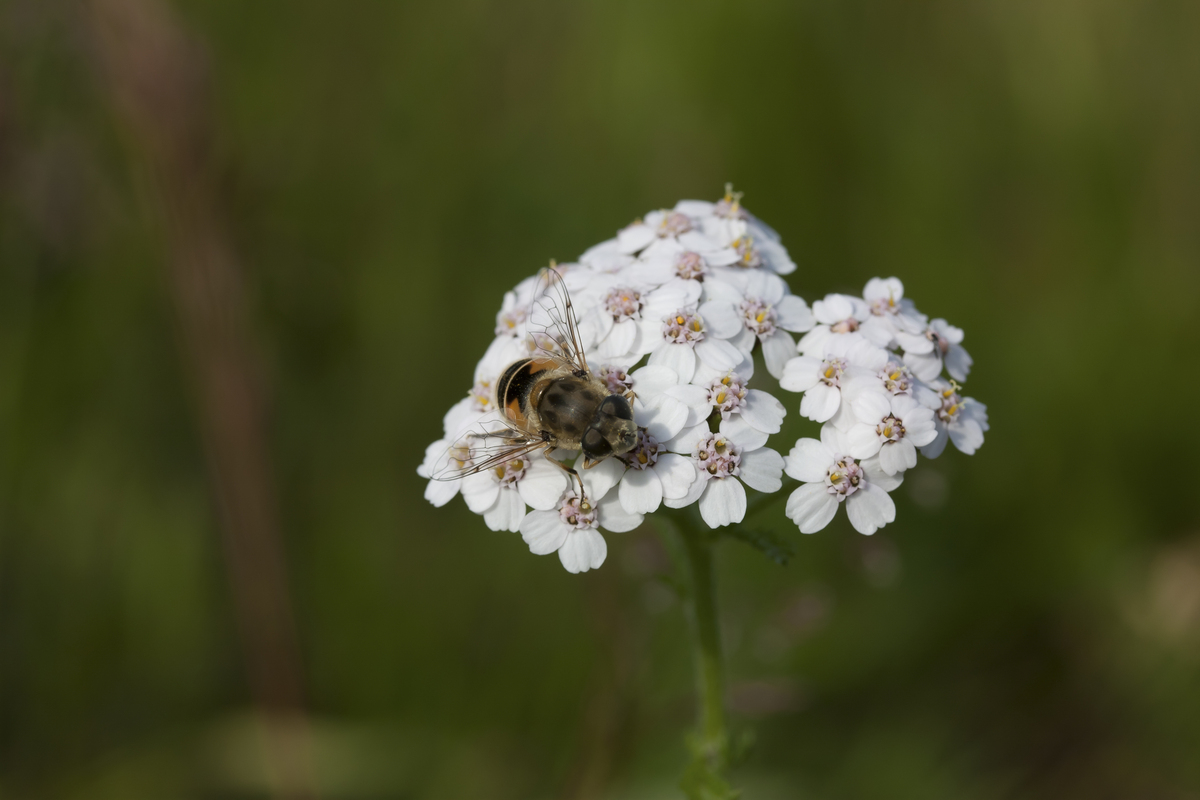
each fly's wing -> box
[431,420,549,482]
[527,266,590,376]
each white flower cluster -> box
[779,278,988,535]
[419,188,987,572]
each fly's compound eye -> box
[582,428,613,459]
[599,395,633,421]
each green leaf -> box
[729,727,757,767]
[680,759,741,800]
[723,526,795,565]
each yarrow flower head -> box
[664,429,785,529]
[519,488,642,574]
[921,379,989,458]
[775,275,988,536]
[421,191,987,572]
[783,425,902,535]
[844,393,938,476]
[897,318,973,382]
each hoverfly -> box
[434,267,639,499]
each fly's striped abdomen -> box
[495,357,560,425]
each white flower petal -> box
[862,456,904,492]
[915,383,942,409]
[618,468,663,514]
[617,224,655,254]
[934,319,964,344]
[920,427,950,459]
[676,230,720,254]
[636,396,689,441]
[820,423,851,453]
[758,236,796,274]
[740,389,786,433]
[598,493,644,532]
[521,511,570,554]
[813,295,855,324]
[665,422,709,455]
[863,277,904,301]
[477,334,521,378]
[799,383,841,423]
[482,488,526,532]
[860,317,895,348]
[719,415,769,451]
[599,318,638,357]
[632,319,665,355]
[784,438,833,482]
[891,394,923,418]
[904,412,939,448]
[738,448,784,493]
[698,478,747,528]
[655,453,697,499]
[845,483,895,535]
[558,528,608,573]
[728,327,757,356]
[663,384,711,427]
[950,418,985,455]
[442,398,481,439]
[850,388,892,425]
[417,439,447,479]
[461,472,500,513]
[698,301,743,339]
[969,402,990,432]
[878,440,916,475]
[945,346,973,382]
[828,397,861,432]
[580,456,625,502]
[583,305,614,343]
[761,330,797,379]
[640,237,683,262]
[846,424,883,459]
[786,484,839,533]
[779,356,821,392]
[580,238,631,272]
[775,295,815,332]
[649,342,697,384]
[694,338,742,371]
[693,349,754,385]
[517,458,570,510]
[629,255,676,286]
[424,478,460,507]
[895,331,933,354]
[704,247,741,267]
[664,468,706,509]
[745,270,787,304]
[904,351,943,382]
[842,339,890,370]
[674,199,714,216]
[796,326,831,357]
[642,285,691,320]
[701,279,744,305]
[629,364,680,397]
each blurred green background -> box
[3,1,1200,798]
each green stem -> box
[680,523,728,765]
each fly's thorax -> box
[532,375,606,448]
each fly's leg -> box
[543,445,586,502]
[545,454,585,500]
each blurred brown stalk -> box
[84,0,315,796]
